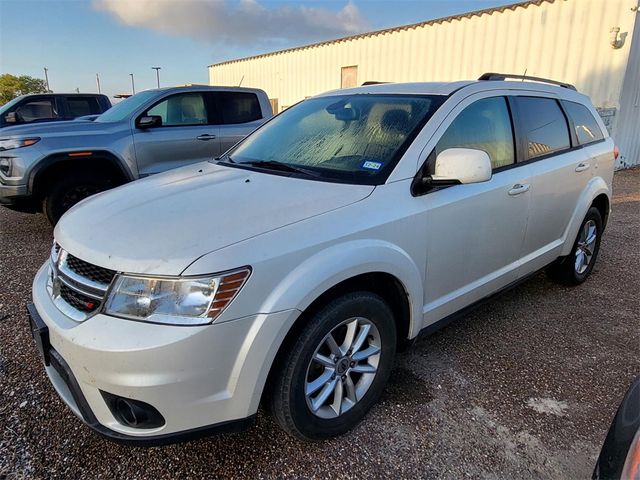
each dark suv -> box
[0,93,112,128]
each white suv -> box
[28,75,616,444]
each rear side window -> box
[514,97,570,159]
[218,92,261,124]
[435,96,515,170]
[66,97,101,117]
[562,101,605,145]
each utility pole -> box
[96,73,101,93]
[129,73,135,95]
[152,67,161,88]
[43,67,50,92]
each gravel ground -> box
[1,168,638,480]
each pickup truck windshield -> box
[222,94,445,185]
[95,90,158,123]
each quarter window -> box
[435,97,515,170]
[562,101,604,145]
[217,92,261,124]
[513,97,570,159]
[146,93,207,126]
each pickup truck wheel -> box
[43,173,110,225]
[547,207,603,286]
[269,292,396,440]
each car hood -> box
[55,162,374,275]
[0,119,115,137]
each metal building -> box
[209,0,640,168]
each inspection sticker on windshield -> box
[361,160,383,171]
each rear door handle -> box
[575,162,590,172]
[196,134,217,141]
[508,183,530,196]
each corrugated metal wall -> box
[209,0,639,166]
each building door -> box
[341,66,358,88]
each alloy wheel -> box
[575,219,597,274]
[305,317,381,419]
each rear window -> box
[562,101,605,145]
[513,97,570,159]
[66,97,102,117]
[218,92,261,124]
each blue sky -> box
[0,0,516,98]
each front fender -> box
[259,239,424,339]
[560,176,611,256]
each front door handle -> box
[575,162,590,172]
[196,134,217,141]
[508,183,530,196]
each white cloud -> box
[94,0,369,46]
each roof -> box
[316,81,475,97]
[209,0,554,68]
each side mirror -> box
[136,115,162,129]
[432,148,492,184]
[5,112,17,123]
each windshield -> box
[221,94,445,184]
[95,90,158,122]
[0,96,24,115]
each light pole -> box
[152,67,161,88]
[43,67,50,92]
[129,73,135,95]
[96,73,101,93]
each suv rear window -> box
[218,92,261,124]
[513,97,570,159]
[562,101,604,145]
[66,97,102,117]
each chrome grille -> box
[48,243,116,322]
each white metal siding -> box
[210,0,639,165]
[616,12,640,168]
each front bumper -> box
[30,264,300,445]
[0,182,28,203]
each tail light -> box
[614,146,620,159]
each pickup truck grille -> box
[48,243,116,321]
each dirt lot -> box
[1,168,638,479]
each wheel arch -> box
[28,150,134,199]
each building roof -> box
[209,0,554,68]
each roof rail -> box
[478,72,576,90]
[361,81,389,86]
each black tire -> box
[43,172,111,225]
[269,291,397,440]
[547,206,603,286]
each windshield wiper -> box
[242,160,321,178]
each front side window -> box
[16,98,58,122]
[514,96,570,159]
[221,94,445,185]
[218,92,261,124]
[95,90,158,123]
[562,101,605,145]
[146,93,207,126]
[435,96,515,170]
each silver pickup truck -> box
[0,85,272,224]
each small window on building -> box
[269,98,279,114]
[434,97,515,170]
[15,99,58,122]
[562,101,604,145]
[218,92,261,124]
[514,97,570,159]
[66,97,101,117]
[146,93,208,126]
[341,66,358,89]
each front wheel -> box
[43,173,111,225]
[268,292,397,440]
[547,206,603,285]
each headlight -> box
[0,137,40,151]
[104,268,251,325]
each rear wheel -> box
[269,292,397,440]
[43,172,112,225]
[547,207,603,285]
